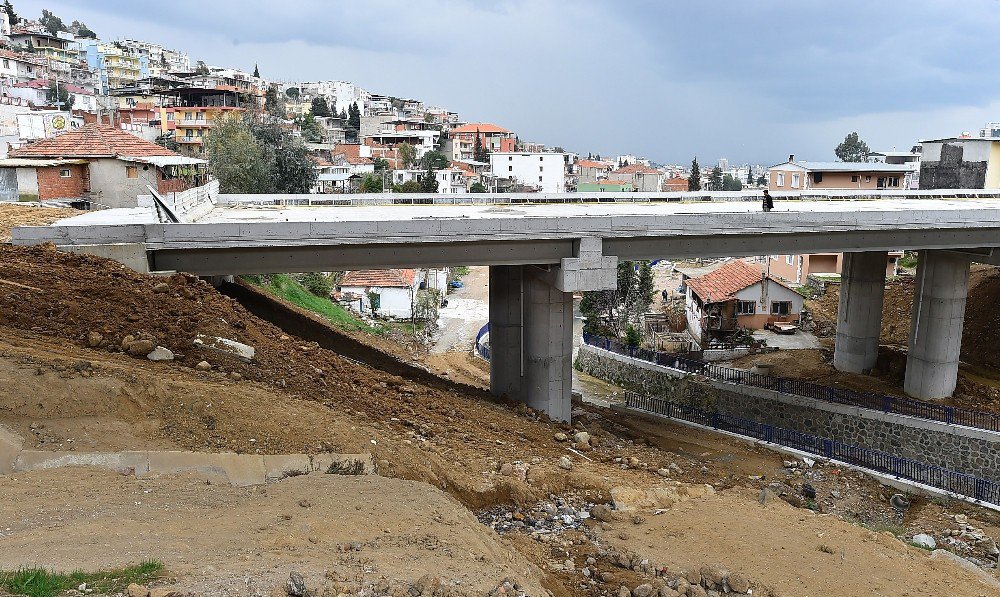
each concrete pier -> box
[488,265,523,401]
[522,268,575,423]
[834,251,887,373]
[904,251,971,400]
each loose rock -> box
[559,456,573,470]
[286,570,306,596]
[146,346,174,361]
[196,360,212,371]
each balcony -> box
[178,136,204,144]
[178,119,210,127]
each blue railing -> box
[584,333,1000,433]
[623,392,1000,506]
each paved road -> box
[431,266,489,354]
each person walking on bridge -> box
[762,189,774,212]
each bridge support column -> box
[834,251,886,373]
[488,265,523,401]
[904,251,970,400]
[522,269,575,423]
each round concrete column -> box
[834,251,887,373]
[904,251,970,400]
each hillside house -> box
[684,260,803,347]
[337,269,448,319]
[2,123,208,207]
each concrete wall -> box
[88,158,160,209]
[576,344,1000,482]
[919,140,994,190]
[14,166,37,201]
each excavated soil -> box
[0,204,78,243]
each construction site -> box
[3,203,1000,597]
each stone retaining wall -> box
[576,344,1000,482]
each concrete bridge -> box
[13,191,1000,422]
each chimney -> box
[788,154,795,162]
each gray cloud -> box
[19,0,1000,164]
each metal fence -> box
[584,333,1000,432]
[623,392,1000,506]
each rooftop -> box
[340,269,417,288]
[685,260,769,303]
[451,123,511,135]
[770,160,913,173]
[10,123,180,159]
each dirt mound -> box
[0,203,77,243]
[806,276,915,346]
[963,266,1000,370]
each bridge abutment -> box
[904,250,971,400]
[834,251,887,373]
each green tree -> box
[397,143,417,169]
[473,130,489,163]
[420,150,448,170]
[285,87,300,100]
[195,60,210,75]
[746,168,754,185]
[688,157,701,191]
[835,131,871,162]
[69,20,96,38]
[419,166,439,193]
[46,81,73,110]
[298,272,332,297]
[470,181,487,193]
[205,116,270,194]
[756,174,767,186]
[347,103,361,131]
[154,133,179,152]
[310,96,331,117]
[580,261,655,340]
[4,1,19,25]
[709,166,723,191]
[39,9,64,35]
[295,113,322,142]
[373,157,389,172]
[722,173,742,191]
[392,180,423,193]
[359,173,383,192]
[264,86,284,118]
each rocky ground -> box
[1,206,1000,596]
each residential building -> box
[489,151,567,193]
[918,137,1000,190]
[83,40,149,94]
[682,260,804,347]
[297,80,369,114]
[115,39,190,77]
[766,252,902,286]
[615,154,650,168]
[363,128,439,159]
[392,168,467,194]
[979,122,1000,138]
[767,156,911,191]
[577,159,613,183]
[578,180,630,192]
[8,78,96,111]
[446,123,516,162]
[662,176,688,191]
[337,269,420,319]
[159,87,247,156]
[10,30,77,67]
[0,49,43,84]
[2,123,208,206]
[609,163,664,192]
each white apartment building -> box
[117,39,190,77]
[392,168,467,194]
[298,80,370,114]
[490,152,567,193]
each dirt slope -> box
[0,203,77,242]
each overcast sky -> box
[21,0,1000,165]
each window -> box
[771,301,791,316]
[538,176,543,182]
[775,173,784,187]
[58,168,71,178]
[126,165,138,179]
[786,255,793,265]
[791,173,800,188]
[508,166,513,172]
[539,166,543,172]
[539,156,544,161]
[865,176,872,183]
[736,300,756,315]
[813,172,823,183]
[2,59,8,68]
[851,175,859,183]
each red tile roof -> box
[10,123,179,159]
[686,261,766,303]
[612,164,661,175]
[15,78,93,95]
[450,122,511,134]
[340,269,417,288]
[578,159,613,169]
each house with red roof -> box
[1,123,208,207]
[445,122,516,162]
[682,260,804,346]
[8,79,97,112]
[609,163,665,192]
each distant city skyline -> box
[18,0,1000,164]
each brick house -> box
[1,123,208,207]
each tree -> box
[373,157,389,172]
[154,133,180,152]
[253,64,260,78]
[298,272,332,298]
[359,173,383,193]
[46,81,73,110]
[69,20,96,38]
[195,60,211,75]
[264,86,284,118]
[835,132,871,162]
[392,180,423,193]
[756,174,767,186]
[39,9,64,35]
[284,87,299,100]
[397,143,417,169]
[294,113,322,142]
[412,288,441,341]
[473,130,489,163]
[709,166,723,191]
[310,96,331,117]
[419,166,439,193]
[205,116,270,194]
[580,261,655,340]
[470,181,487,193]
[347,103,361,131]
[746,168,754,185]
[420,150,448,170]
[247,116,317,193]
[722,173,742,191]
[688,157,701,191]
[4,1,19,25]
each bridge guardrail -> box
[583,333,1000,433]
[622,391,1000,506]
